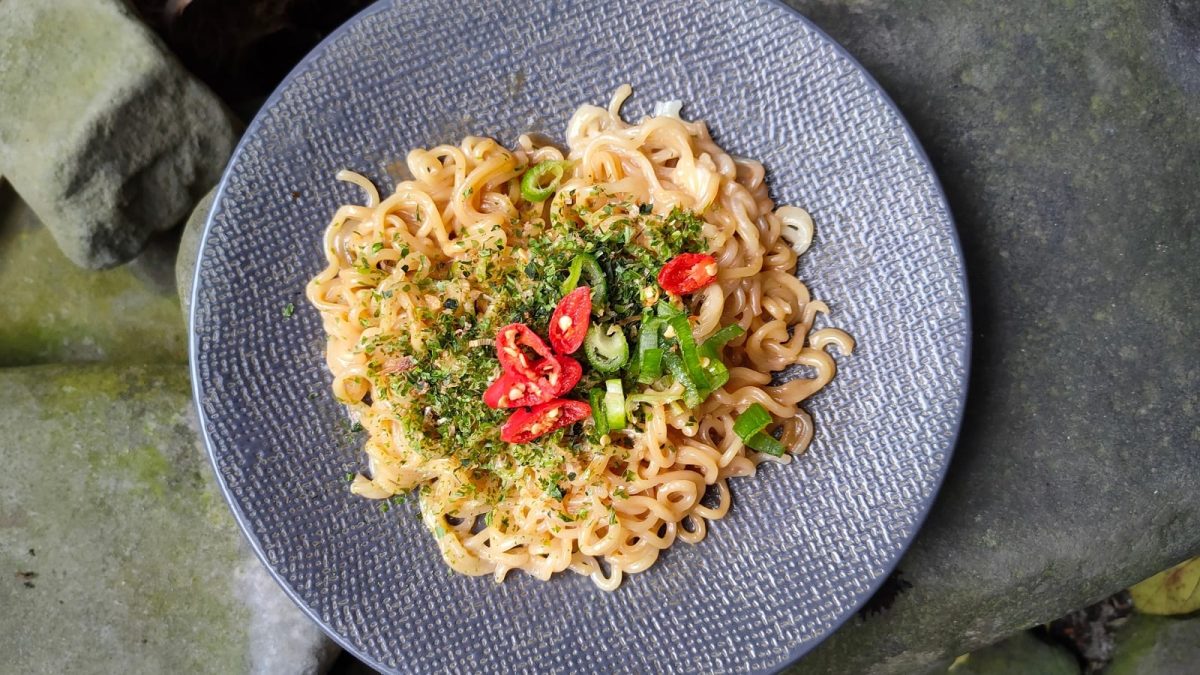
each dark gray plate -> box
[190,0,970,672]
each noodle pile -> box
[306,86,853,589]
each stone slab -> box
[0,363,337,673]
[782,0,1200,672]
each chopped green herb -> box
[282,303,295,317]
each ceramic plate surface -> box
[191,0,970,671]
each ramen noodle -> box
[306,86,853,589]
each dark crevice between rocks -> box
[130,0,376,118]
[1043,590,1134,674]
[858,568,912,620]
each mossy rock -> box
[1108,613,1200,674]
[0,187,186,366]
[948,632,1080,675]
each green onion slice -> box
[589,388,609,435]
[700,324,746,357]
[666,315,710,392]
[733,403,787,456]
[603,379,626,430]
[662,352,702,408]
[700,358,730,397]
[634,313,663,383]
[637,348,663,384]
[746,432,787,456]
[733,403,772,440]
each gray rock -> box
[949,631,1080,675]
[0,184,186,366]
[0,364,338,673]
[0,0,237,269]
[1108,614,1200,675]
[177,187,216,320]
[780,0,1200,672]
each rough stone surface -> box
[0,364,337,673]
[0,0,237,269]
[1108,613,1200,674]
[177,187,215,320]
[949,631,1080,675]
[0,183,186,366]
[784,0,1200,672]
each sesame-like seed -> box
[558,315,572,331]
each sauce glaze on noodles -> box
[306,86,853,590]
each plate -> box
[190,0,970,671]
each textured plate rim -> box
[189,0,972,671]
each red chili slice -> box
[483,355,580,409]
[552,356,582,395]
[482,371,548,408]
[500,399,592,444]
[548,286,591,355]
[657,253,719,295]
[495,323,556,379]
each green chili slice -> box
[584,324,629,373]
[520,161,568,203]
[561,253,608,312]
